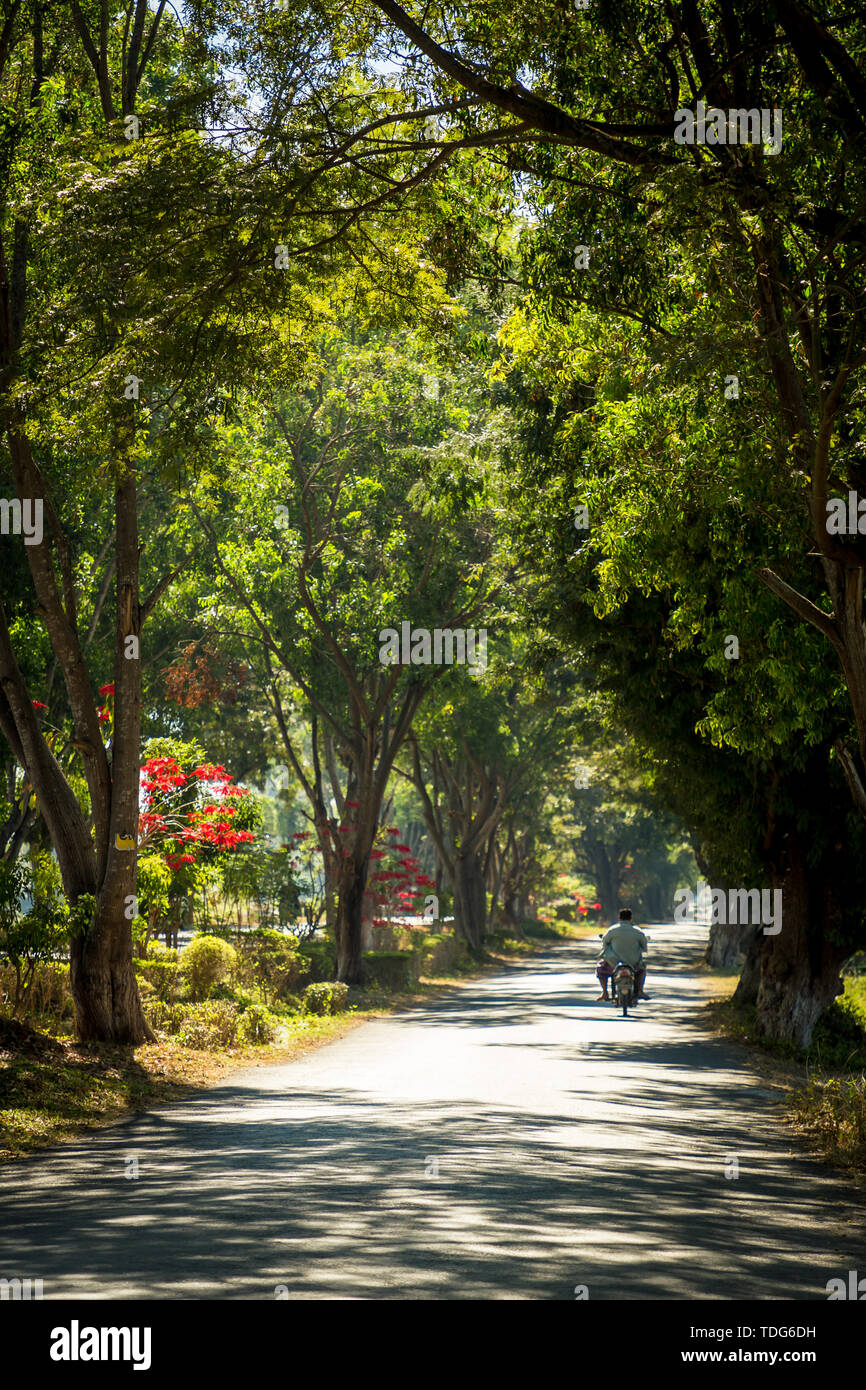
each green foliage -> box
[302,981,350,1016]
[239,1002,283,1045]
[174,1001,241,1050]
[361,950,418,991]
[143,1000,187,1035]
[145,997,247,1049]
[134,958,181,1003]
[0,860,71,1015]
[297,938,336,984]
[235,929,303,1003]
[180,935,239,1002]
[419,934,472,976]
[135,854,173,934]
[0,960,73,1022]
[793,1073,866,1175]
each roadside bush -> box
[236,929,303,1002]
[0,860,71,1016]
[0,961,73,1020]
[144,1000,187,1035]
[239,1002,282,1044]
[362,950,417,991]
[421,936,471,976]
[135,959,180,1002]
[147,941,178,963]
[181,935,238,1001]
[297,937,335,985]
[175,1000,240,1048]
[793,1075,866,1173]
[302,982,349,1016]
[523,919,564,940]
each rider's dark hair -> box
[619,908,632,920]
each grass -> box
[1,917,570,1163]
[704,974,866,1176]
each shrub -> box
[302,981,349,1016]
[297,937,335,984]
[135,958,180,1002]
[0,860,71,1016]
[239,1002,282,1044]
[236,928,303,1002]
[147,940,178,963]
[181,934,238,1001]
[362,950,417,991]
[421,936,471,977]
[0,961,74,1020]
[793,1075,866,1173]
[144,1000,187,1035]
[522,919,561,940]
[175,1000,240,1048]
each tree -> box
[408,638,566,949]
[362,0,866,815]
[494,291,866,1042]
[192,329,496,979]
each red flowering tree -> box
[136,741,258,938]
[365,826,436,933]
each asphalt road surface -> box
[2,922,864,1299]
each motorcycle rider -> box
[596,908,649,1001]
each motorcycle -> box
[612,960,636,1017]
[597,933,646,1017]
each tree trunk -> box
[732,926,764,1007]
[502,891,519,931]
[70,892,154,1043]
[706,919,752,969]
[335,857,368,983]
[453,850,486,952]
[749,852,846,1048]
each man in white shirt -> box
[596,908,649,1000]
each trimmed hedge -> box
[181,935,238,1001]
[362,950,418,990]
[420,936,471,976]
[297,938,335,985]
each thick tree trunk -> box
[502,891,519,931]
[452,850,486,952]
[732,927,763,1006]
[735,849,846,1047]
[752,853,846,1047]
[706,919,751,969]
[70,897,153,1043]
[335,858,368,983]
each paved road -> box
[1,923,864,1300]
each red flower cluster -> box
[365,829,434,925]
[138,755,256,873]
